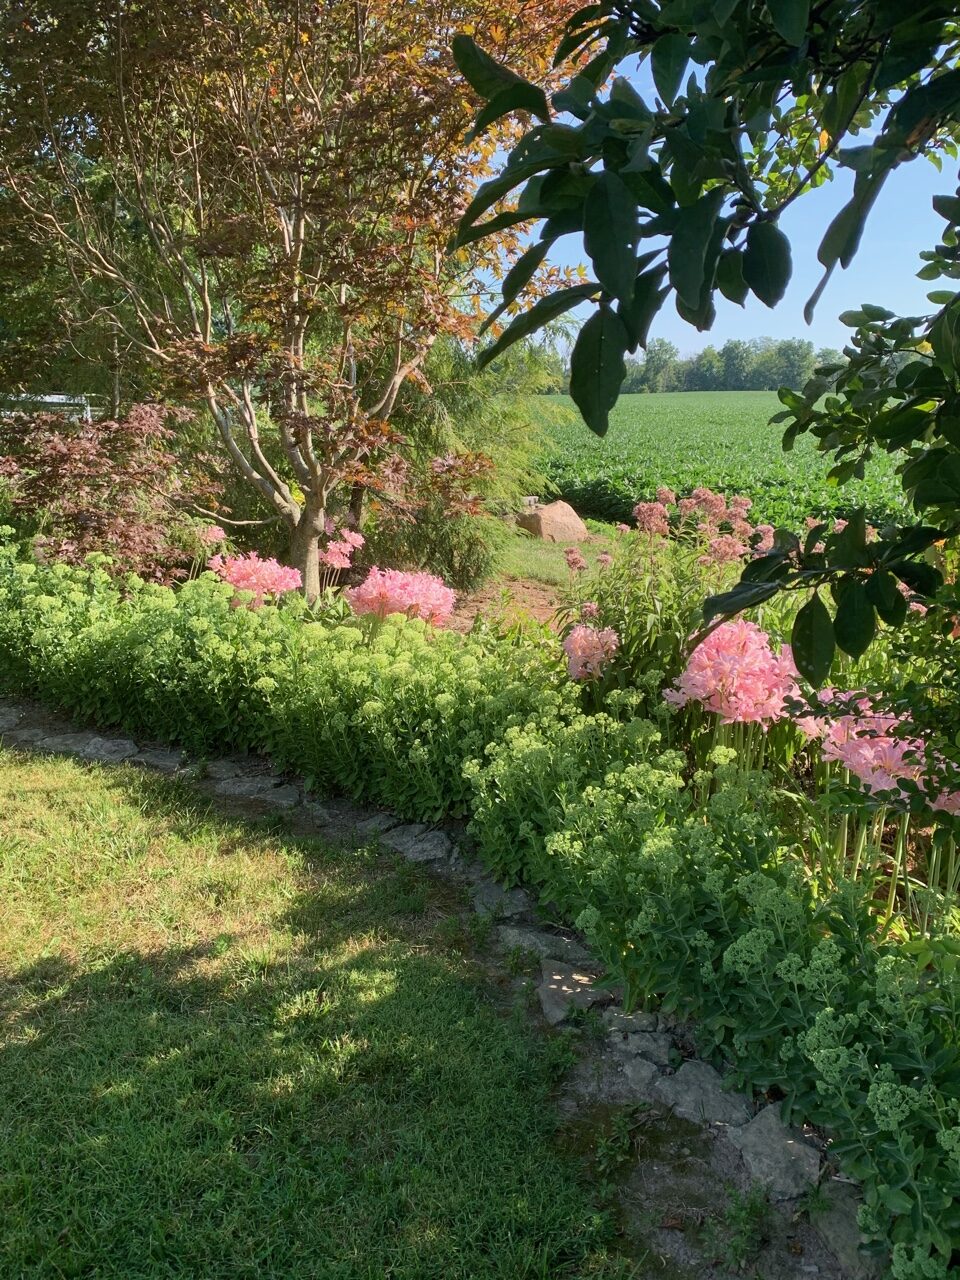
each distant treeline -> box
[621,337,843,394]
[537,336,845,396]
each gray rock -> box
[497,925,593,965]
[811,1181,884,1279]
[132,749,185,775]
[619,1030,674,1068]
[355,811,401,837]
[536,961,611,1026]
[653,1061,752,1127]
[472,879,533,919]
[261,785,301,809]
[2,727,48,747]
[727,1104,820,1201]
[213,775,285,799]
[204,758,244,780]
[622,1057,660,1093]
[302,800,332,825]
[603,1007,659,1034]
[0,706,23,732]
[80,736,139,763]
[380,824,452,862]
[39,732,95,756]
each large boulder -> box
[516,500,589,543]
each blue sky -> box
[539,72,957,356]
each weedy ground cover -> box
[538,392,904,528]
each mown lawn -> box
[0,750,628,1279]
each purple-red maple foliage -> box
[0,404,220,581]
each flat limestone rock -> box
[537,960,611,1026]
[262,785,301,809]
[3,727,48,747]
[653,1060,752,1127]
[618,1030,674,1068]
[133,749,185,775]
[472,880,532,919]
[515,500,589,543]
[0,706,23,732]
[727,1104,820,1201]
[355,811,402,837]
[497,925,592,965]
[80,736,139,763]
[379,823,451,863]
[205,759,245,780]
[213,775,284,799]
[39,732,95,756]
[622,1057,659,1093]
[603,1007,659,1034]
[810,1181,883,1279]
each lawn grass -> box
[0,750,629,1279]
[497,522,615,588]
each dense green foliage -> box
[0,752,627,1279]
[539,392,904,527]
[2,537,960,1274]
[468,723,960,1276]
[0,545,570,820]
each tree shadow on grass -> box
[0,763,628,1280]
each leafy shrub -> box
[0,541,566,819]
[269,618,571,820]
[469,721,960,1273]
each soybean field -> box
[540,391,904,529]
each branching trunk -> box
[289,500,326,603]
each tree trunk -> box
[290,512,322,603]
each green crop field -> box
[537,391,905,530]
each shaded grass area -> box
[0,751,629,1279]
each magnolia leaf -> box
[792,592,835,686]
[651,34,691,107]
[477,282,599,369]
[766,0,809,47]
[569,305,629,436]
[583,170,639,306]
[743,221,792,308]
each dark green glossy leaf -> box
[480,240,551,335]
[703,580,782,624]
[453,35,530,99]
[651,34,691,107]
[467,82,550,141]
[792,592,835,686]
[743,221,792,308]
[668,188,725,310]
[717,249,749,306]
[866,570,908,626]
[766,0,809,46]
[583,170,639,306]
[617,264,668,352]
[477,282,599,369]
[833,578,876,658]
[569,305,630,436]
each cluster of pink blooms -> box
[563,623,620,681]
[797,692,959,812]
[345,567,456,626]
[208,551,302,605]
[629,485,774,568]
[665,620,799,725]
[198,524,227,547]
[564,547,589,573]
[320,525,364,571]
[632,501,670,536]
